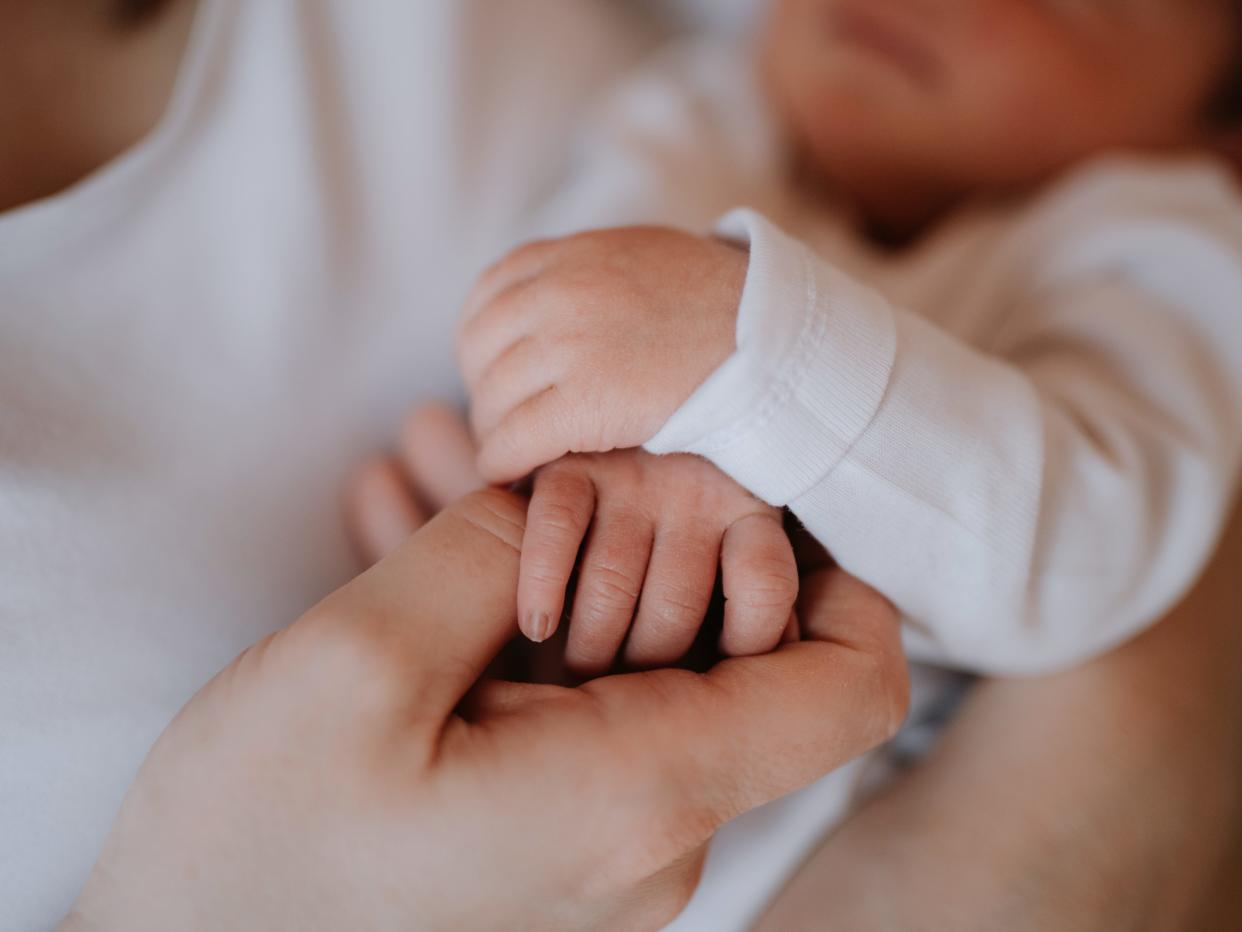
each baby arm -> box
[640,209,1242,674]
[458,226,746,481]
[460,210,1242,676]
[518,449,797,675]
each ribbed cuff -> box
[644,208,898,505]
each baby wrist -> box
[645,209,898,506]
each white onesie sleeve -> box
[646,208,1242,674]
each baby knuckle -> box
[732,565,799,608]
[559,272,626,316]
[488,238,551,278]
[561,228,613,257]
[489,277,544,323]
[647,584,707,628]
[594,509,648,552]
[530,499,588,542]
[576,602,623,637]
[535,466,591,502]
[523,566,570,592]
[584,565,643,609]
[568,622,622,662]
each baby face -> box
[762,0,1237,214]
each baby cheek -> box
[968,72,1110,179]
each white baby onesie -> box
[648,187,1242,675]
[0,1,655,926]
[0,6,912,931]
[535,40,1242,676]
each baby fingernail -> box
[527,612,553,643]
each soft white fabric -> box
[651,0,763,34]
[526,40,784,239]
[641,89,1242,674]
[1,6,900,931]
[0,1,660,926]
[12,8,1231,930]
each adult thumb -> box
[309,487,527,727]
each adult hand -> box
[65,488,907,931]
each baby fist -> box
[458,226,747,483]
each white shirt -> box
[555,42,1242,676]
[3,5,876,930]
[11,8,1228,931]
[0,1,657,926]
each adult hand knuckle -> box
[662,870,702,920]
[295,604,409,701]
[618,799,717,885]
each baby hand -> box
[518,449,797,676]
[458,227,747,483]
